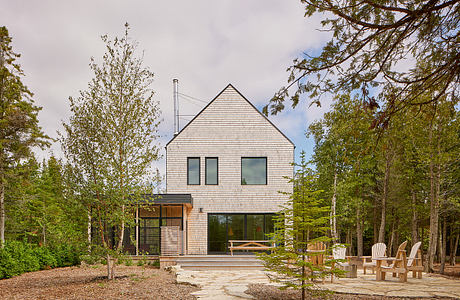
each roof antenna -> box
[173,79,179,136]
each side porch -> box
[121,193,192,256]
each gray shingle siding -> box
[166,84,294,254]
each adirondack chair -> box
[330,244,352,282]
[379,240,408,282]
[307,242,327,282]
[407,241,423,278]
[362,242,387,274]
[332,244,352,267]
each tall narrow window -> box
[205,157,218,185]
[241,157,267,185]
[187,157,200,185]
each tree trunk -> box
[449,232,458,266]
[330,171,338,242]
[346,228,351,256]
[373,197,378,244]
[117,205,125,251]
[106,253,116,280]
[356,205,363,257]
[378,151,391,243]
[87,207,92,252]
[411,191,419,245]
[0,175,4,248]
[440,218,447,274]
[426,124,439,273]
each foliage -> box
[258,151,335,299]
[0,26,50,246]
[0,240,81,279]
[306,90,459,271]
[60,23,162,279]
[264,0,459,127]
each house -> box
[125,84,294,255]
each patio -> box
[174,267,460,299]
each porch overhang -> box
[140,193,193,208]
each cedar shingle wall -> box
[166,86,294,254]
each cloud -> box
[2,0,331,180]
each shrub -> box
[0,241,82,279]
[34,247,57,269]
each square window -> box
[241,157,267,185]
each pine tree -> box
[258,151,335,300]
[0,27,49,247]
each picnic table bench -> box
[228,240,275,256]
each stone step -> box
[178,265,264,271]
[176,255,265,270]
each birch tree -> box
[60,23,161,278]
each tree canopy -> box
[264,0,459,127]
[0,26,49,246]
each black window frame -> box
[187,157,201,185]
[241,157,267,185]
[207,213,276,254]
[205,157,219,185]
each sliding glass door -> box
[208,213,275,254]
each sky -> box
[2,0,334,182]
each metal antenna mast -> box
[173,79,179,135]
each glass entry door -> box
[208,213,275,254]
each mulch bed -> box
[0,265,198,300]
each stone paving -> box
[174,266,460,299]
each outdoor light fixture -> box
[199,207,204,213]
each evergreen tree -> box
[258,151,334,300]
[0,26,49,247]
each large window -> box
[187,157,200,185]
[208,213,275,254]
[205,157,218,185]
[241,157,267,185]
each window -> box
[187,157,200,185]
[208,213,275,254]
[241,157,267,185]
[205,157,218,185]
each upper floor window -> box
[205,157,218,185]
[241,157,267,185]
[187,157,200,185]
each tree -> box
[258,151,334,300]
[0,27,49,247]
[308,94,377,256]
[60,23,161,279]
[263,0,459,127]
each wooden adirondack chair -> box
[407,241,423,278]
[362,242,387,274]
[379,240,408,282]
[330,244,352,282]
[307,242,327,282]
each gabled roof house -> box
[124,84,294,255]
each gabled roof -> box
[166,84,295,147]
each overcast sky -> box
[2,0,333,183]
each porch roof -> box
[140,193,192,206]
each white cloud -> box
[2,0,331,180]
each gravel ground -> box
[0,265,198,300]
[245,283,456,300]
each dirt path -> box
[0,265,198,300]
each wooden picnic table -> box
[228,240,275,256]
